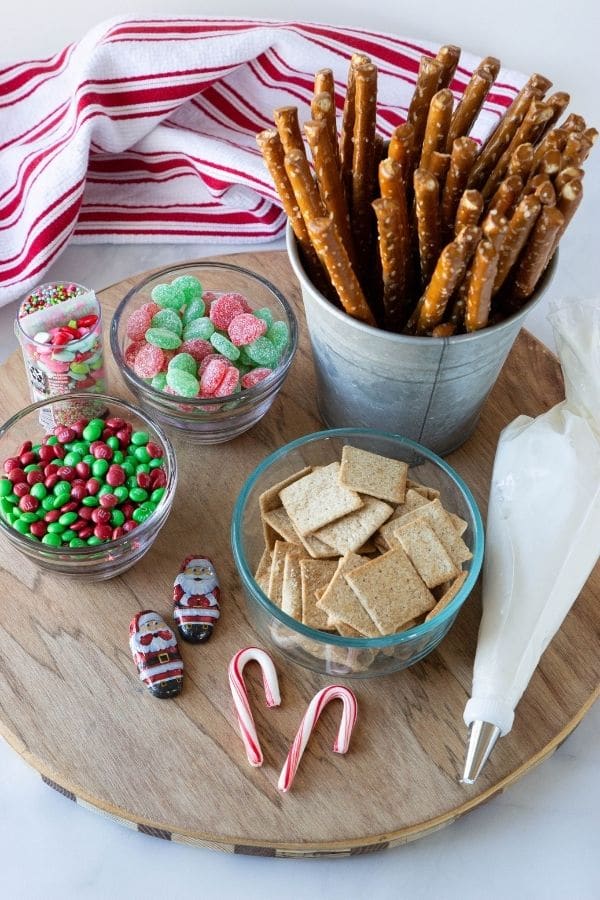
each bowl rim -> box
[0,392,177,559]
[231,427,484,648]
[110,260,298,408]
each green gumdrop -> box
[151,372,167,391]
[244,336,279,368]
[232,361,251,376]
[173,275,203,303]
[183,317,214,341]
[210,332,240,361]
[238,347,254,367]
[168,353,197,376]
[266,320,289,354]
[151,282,185,310]
[166,368,200,398]
[151,308,183,335]
[254,307,274,328]
[182,297,206,324]
[145,327,182,350]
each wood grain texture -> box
[0,251,597,857]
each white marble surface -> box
[1,6,600,897]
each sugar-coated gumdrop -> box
[241,368,272,389]
[201,291,217,310]
[173,275,203,303]
[244,336,279,368]
[126,307,153,341]
[199,353,223,374]
[179,339,213,363]
[145,327,182,350]
[151,372,167,390]
[214,366,240,398]
[151,282,185,310]
[151,308,183,335]
[141,302,161,318]
[134,344,166,378]
[210,332,240,361]
[237,347,254,367]
[200,357,229,395]
[227,313,268,346]
[266,321,289,354]
[125,340,145,367]
[253,307,274,328]
[182,297,206,324]
[168,353,197,376]
[209,293,248,329]
[166,367,200,397]
[183,317,214,341]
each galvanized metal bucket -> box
[287,224,557,456]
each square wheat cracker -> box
[392,499,472,565]
[268,540,300,607]
[254,548,272,593]
[313,495,394,555]
[317,552,381,637]
[425,571,468,621]
[259,466,312,548]
[395,519,460,589]
[299,558,338,629]
[345,547,435,634]
[339,445,408,503]
[407,479,441,501]
[281,546,307,619]
[279,462,363,536]
[263,505,337,558]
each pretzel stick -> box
[562,133,585,168]
[378,159,411,294]
[455,189,483,234]
[464,239,499,331]
[304,119,354,262]
[561,113,586,133]
[526,174,556,207]
[436,44,461,88]
[447,225,484,327]
[311,88,340,171]
[481,208,509,251]
[351,63,378,275]
[493,194,542,294]
[481,99,555,200]
[307,216,376,325]
[407,56,443,145]
[415,225,480,333]
[555,166,584,193]
[557,177,583,233]
[421,89,454,171]
[533,148,562,180]
[581,127,598,161]
[428,151,451,184]
[372,198,411,330]
[273,106,305,156]
[475,56,501,82]
[284,149,327,220]
[441,137,479,233]
[446,69,493,150]
[340,54,371,200]
[431,322,457,337]
[543,91,570,130]
[488,174,523,219]
[507,143,535,181]
[512,206,564,302]
[414,168,442,286]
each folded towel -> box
[0,16,526,306]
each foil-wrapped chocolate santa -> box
[129,610,183,698]
[173,555,221,643]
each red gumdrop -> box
[3,457,19,473]
[106,465,125,487]
[227,313,267,347]
[14,482,30,498]
[141,302,161,318]
[134,344,166,379]
[214,366,240,398]
[202,291,217,309]
[199,352,224,375]
[241,368,272,389]
[125,340,145,368]
[27,471,44,486]
[209,293,249,329]
[126,307,153,341]
[19,494,39,512]
[179,338,213,363]
[30,521,47,538]
[200,357,229,396]
[99,493,118,509]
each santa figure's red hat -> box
[180,556,213,571]
[129,610,162,636]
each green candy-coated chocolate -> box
[13,519,31,534]
[53,480,72,496]
[82,419,104,442]
[183,317,214,341]
[41,496,55,511]
[151,282,186,310]
[149,458,163,469]
[165,367,200,398]
[42,533,62,547]
[135,463,150,474]
[173,274,203,304]
[30,483,47,500]
[210,332,240,361]
[19,512,38,524]
[0,479,12,497]
[98,484,113,496]
[0,497,14,516]
[132,506,153,523]
[145,327,182,350]
[92,459,109,477]
[107,436,120,450]
[129,487,148,503]
[46,435,59,445]
[24,464,41,473]
[47,522,66,534]
[244,336,279,368]
[58,511,78,526]
[72,441,89,456]
[150,487,165,503]
[151,308,183,335]
[86,536,103,546]
[131,431,149,446]
[168,353,197,376]
[127,475,138,489]
[122,461,135,477]
[110,509,125,527]
[52,493,71,510]
[82,496,99,507]
[113,450,124,464]
[63,451,82,466]
[82,454,95,466]
[151,372,167,391]
[69,538,86,548]
[114,486,129,502]
[61,529,78,543]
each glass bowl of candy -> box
[110,262,298,443]
[0,394,177,580]
[232,428,484,678]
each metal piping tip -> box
[461,720,501,785]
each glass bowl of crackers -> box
[232,428,484,677]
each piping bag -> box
[463,298,600,783]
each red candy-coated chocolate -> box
[44,474,60,490]
[70,519,87,532]
[55,426,75,444]
[105,417,126,430]
[53,444,66,460]
[99,493,118,509]
[86,478,101,495]
[92,508,111,525]
[71,484,87,501]
[45,510,61,523]
[179,338,213,362]
[4,457,19,473]
[17,441,32,455]
[145,442,162,459]
[112,526,124,540]
[27,470,44,486]
[106,465,125,487]
[14,482,30,498]
[136,472,152,490]
[56,466,76,481]
[209,293,249,330]
[121,501,135,519]
[151,468,167,488]
[91,442,113,461]
[123,520,137,533]
[61,501,78,513]
[19,494,39,512]
[214,366,240,398]
[200,357,228,395]
[30,521,47,538]
[79,507,94,521]
[227,313,267,346]
[79,527,93,540]
[94,524,113,541]
[126,307,153,341]
[8,468,26,484]
[75,462,91,479]
[134,344,166,379]
[20,451,37,467]
[38,445,56,462]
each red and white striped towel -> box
[0,16,527,306]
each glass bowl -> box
[232,428,484,678]
[110,262,298,444]
[0,393,177,580]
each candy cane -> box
[228,647,281,767]
[278,685,358,793]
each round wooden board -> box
[0,250,598,858]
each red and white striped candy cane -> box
[228,647,281,767]
[278,685,358,793]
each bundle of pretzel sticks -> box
[256,46,596,336]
